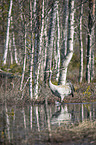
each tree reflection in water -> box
[0,102,96,144]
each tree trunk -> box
[29,0,34,100]
[34,0,45,99]
[56,1,61,82]
[79,0,83,83]
[3,0,13,65]
[86,0,94,83]
[12,32,19,65]
[64,0,69,56]
[91,0,95,81]
[59,0,75,85]
[44,1,57,84]
[20,24,27,91]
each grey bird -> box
[49,70,74,102]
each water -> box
[0,102,96,144]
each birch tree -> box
[3,0,13,65]
[12,32,19,65]
[86,0,95,83]
[20,24,27,91]
[29,0,34,100]
[63,0,69,56]
[44,0,57,83]
[59,0,75,85]
[56,1,61,81]
[79,0,83,83]
[90,0,95,81]
[9,38,13,64]
[34,0,45,99]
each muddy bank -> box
[43,120,96,145]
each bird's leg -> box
[61,95,65,102]
[55,101,61,106]
[72,92,74,97]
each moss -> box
[83,85,92,99]
[9,63,22,74]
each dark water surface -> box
[0,102,96,144]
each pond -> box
[0,102,96,144]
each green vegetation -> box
[0,63,22,74]
[83,86,92,99]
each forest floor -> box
[37,82,96,105]
[0,78,96,106]
[0,68,96,105]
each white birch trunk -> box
[29,0,34,100]
[91,0,95,81]
[44,1,57,83]
[56,1,60,81]
[33,0,38,80]
[9,38,13,64]
[29,48,33,100]
[49,1,57,65]
[91,33,94,81]
[53,36,57,69]
[86,38,91,84]
[64,0,69,55]
[20,24,27,91]
[12,32,19,65]
[79,0,83,83]
[43,15,48,71]
[86,0,93,83]
[3,0,13,64]
[59,0,75,85]
[34,0,45,99]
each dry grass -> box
[43,120,96,144]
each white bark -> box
[44,1,57,83]
[91,0,95,81]
[9,38,13,64]
[49,1,57,60]
[79,0,83,83]
[86,0,94,83]
[59,52,73,85]
[56,1,60,81]
[43,15,48,71]
[12,32,19,65]
[64,0,69,55]
[3,0,13,64]
[91,34,94,81]
[34,0,45,99]
[20,24,27,91]
[29,0,34,100]
[59,0,75,85]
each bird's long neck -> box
[49,71,56,93]
[49,71,52,86]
